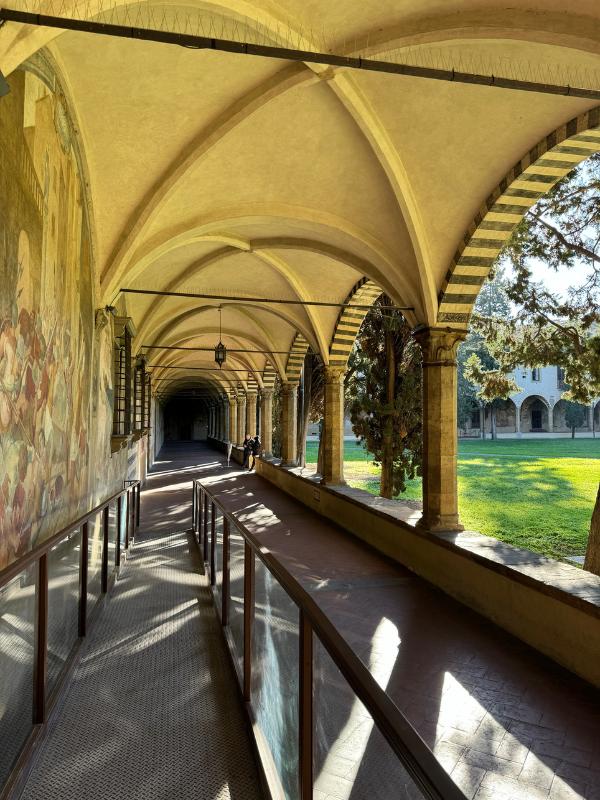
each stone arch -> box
[552,398,591,433]
[520,394,551,433]
[493,397,518,434]
[262,364,277,390]
[285,333,310,381]
[438,108,600,328]
[328,278,383,368]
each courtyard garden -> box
[305,438,600,560]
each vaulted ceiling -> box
[2,0,599,399]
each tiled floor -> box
[19,446,264,800]
[197,444,600,800]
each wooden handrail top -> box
[195,479,466,800]
[0,481,141,590]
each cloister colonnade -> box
[2,0,600,548]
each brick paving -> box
[20,445,263,800]
[198,444,600,800]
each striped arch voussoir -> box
[438,108,600,330]
[262,364,277,390]
[329,278,382,368]
[285,333,310,381]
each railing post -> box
[243,542,255,702]
[33,553,48,724]
[198,486,203,545]
[101,506,110,594]
[299,611,313,800]
[136,483,141,528]
[116,496,122,568]
[222,517,230,626]
[192,483,196,532]
[79,522,89,637]
[125,491,130,550]
[210,505,216,587]
[129,490,135,544]
[203,493,209,562]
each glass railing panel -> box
[227,522,245,680]
[87,513,103,613]
[205,500,212,562]
[119,496,127,548]
[252,555,300,800]
[0,564,36,787]
[215,511,223,606]
[107,504,116,574]
[47,530,80,690]
[313,638,428,800]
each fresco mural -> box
[0,60,98,569]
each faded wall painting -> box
[0,60,96,569]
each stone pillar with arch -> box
[246,392,258,437]
[321,366,346,486]
[237,394,246,446]
[229,396,238,445]
[280,382,298,467]
[413,326,465,532]
[260,389,274,457]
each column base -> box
[281,459,298,468]
[416,514,464,534]
[320,477,346,487]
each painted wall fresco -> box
[0,61,101,569]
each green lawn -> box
[305,438,600,559]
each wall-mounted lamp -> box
[105,305,117,316]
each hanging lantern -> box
[214,306,227,368]
[214,341,226,367]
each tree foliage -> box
[459,269,519,437]
[346,297,422,498]
[472,153,600,404]
[564,400,586,438]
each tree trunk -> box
[583,484,600,575]
[380,328,395,499]
[491,404,497,441]
[571,426,576,439]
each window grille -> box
[112,326,132,436]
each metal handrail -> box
[0,482,141,589]
[0,479,142,800]
[193,478,466,800]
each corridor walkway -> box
[20,445,263,800]
[195,444,600,800]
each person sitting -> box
[249,434,261,471]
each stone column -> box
[208,405,214,438]
[321,366,346,485]
[413,326,466,532]
[280,382,298,467]
[515,404,521,435]
[219,401,226,440]
[237,394,247,445]
[260,389,274,457]
[246,392,258,436]
[588,404,594,431]
[548,404,554,433]
[229,397,238,444]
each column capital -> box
[323,365,346,385]
[260,387,274,399]
[281,381,299,396]
[412,325,466,366]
